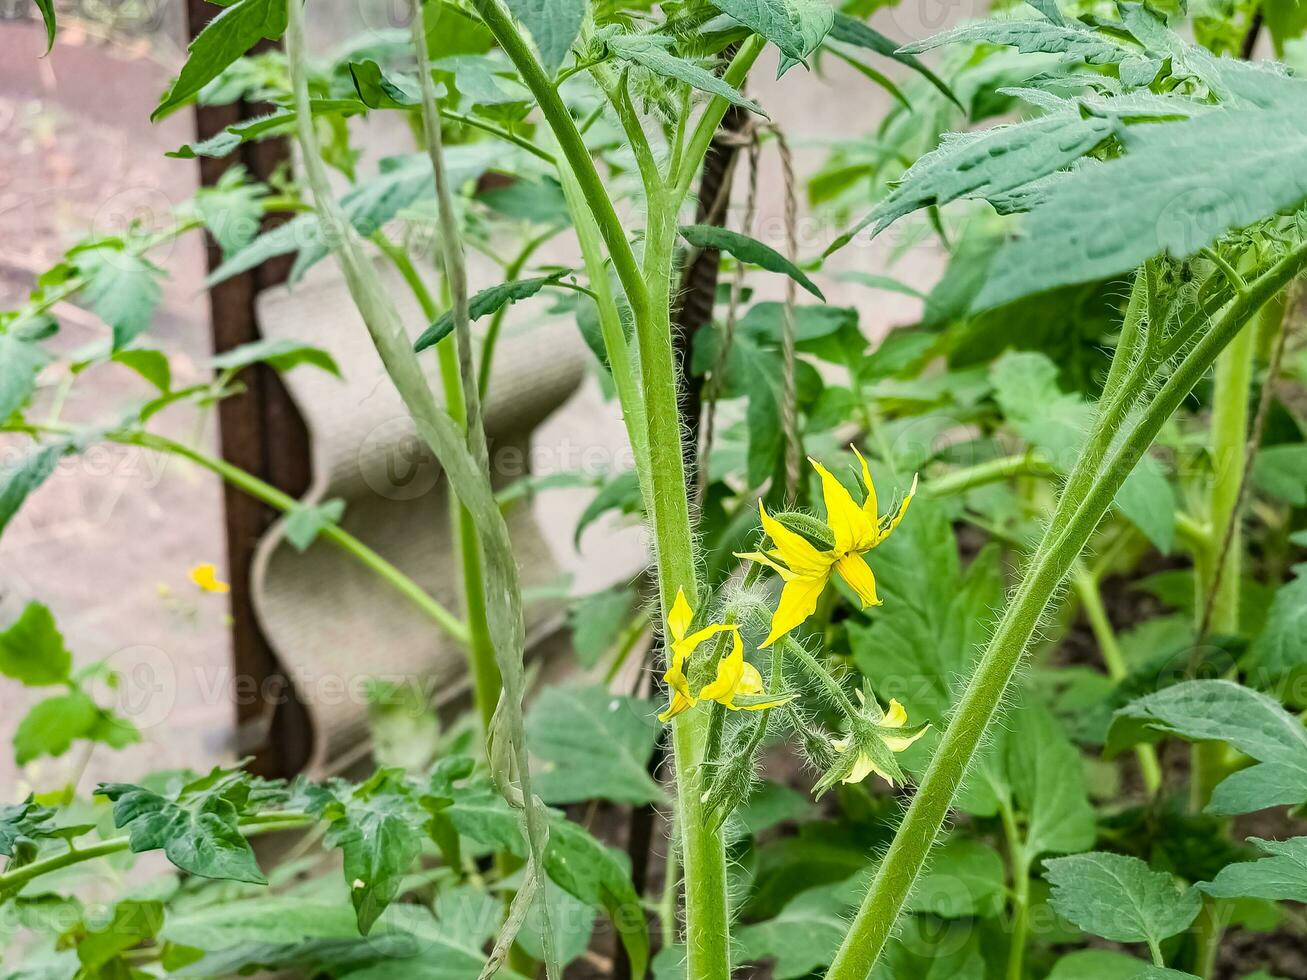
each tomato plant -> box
[3,0,1307,977]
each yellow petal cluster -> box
[659,589,788,722]
[739,448,916,647]
[830,697,928,786]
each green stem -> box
[999,800,1030,980]
[825,242,1307,980]
[441,107,557,165]
[373,233,501,736]
[0,814,312,895]
[671,36,766,204]
[924,452,1055,499]
[1071,562,1163,795]
[286,7,553,972]
[780,636,860,721]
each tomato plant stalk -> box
[826,243,1307,980]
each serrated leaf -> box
[606,34,765,115]
[284,499,346,552]
[504,0,585,73]
[0,798,57,865]
[211,337,341,377]
[722,0,833,69]
[154,0,289,120]
[414,272,567,353]
[901,19,1133,65]
[97,767,267,884]
[1044,851,1202,944]
[1248,566,1307,681]
[829,112,1116,252]
[317,770,423,935]
[680,225,824,299]
[524,684,663,805]
[1,443,65,539]
[75,246,164,350]
[1107,680,1307,816]
[1200,836,1307,903]
[0,334,48,422]
[829,13,960,108]
[0,602,71,686]
[978,75,1307,310]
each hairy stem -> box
[825,243,1307,980]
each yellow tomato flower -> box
[189,563,230,594]
[830,697,928,787]
[659,588,790,722]
[659,588,736,722]
[739,448,916,648]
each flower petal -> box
[190,563,230,594]
[735,550,796,581]
[882,724,929,753]
[736,661,765,696]
[834,552,881,608]
[674,623,736,661]
[761,571,829,648]
[698,630,746,703]
[658,689,695,723]
[668,588,694,643]
[875,474,918,545]
[881,698,908,728]
[759,502,831,577]
[812,457,877,553]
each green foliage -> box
[991,351,1176,550]
[72,242,165,350]
[97,767,268,885]
[605,34,764,113]
[712,0,834,67]
[414,272,567,352]
[524,684,663,804]
[1045,851,1202,945]
[154,0,289,120]
[284,498,347,552]
[1200,837,1307,902]
[33,0,55,53]
[504,0,586,73]
[1108,680,1307,815]
[0,602,71,686]
[0,335,48,423]
[680,225,824,299]
[210,337,341,377]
